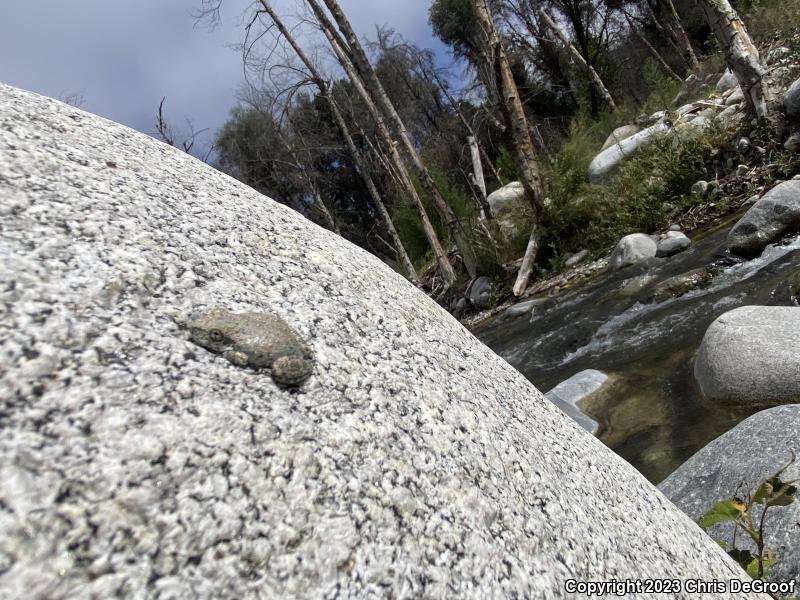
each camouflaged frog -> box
[188,307,313,388]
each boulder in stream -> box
[544,370,605,435]
[656,231,691,258]
[728,180,800,257]
[609,233,658,270]
[694,306,800,407]
[1,83,763,598]
[660,405,800,590]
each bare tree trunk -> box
[623,11,682,83]
[310,181,341,234]
[695,0,774,121]
[473,0,545,297]
[467,135,493,220]
[272,114,341,235]
[257,0,418,282]
[424,63,503,188]
[644,1,692,71]
[663,0,700,70]
[314,0,480,281]
[537,8,617,112]
[305,0,456,287]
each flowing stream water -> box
[472,213,800,483]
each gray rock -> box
[619,273,658,298]
[564,249,589,268]
[600,124,640,151]
[467,276,493,309]
[728,180,800,256]
[785,133,800,152]
[668,224,682,232]
[609,233,658,270]
[487,181,524,213]
[486,181,529,241]
[725,86,745,106]
[650,268,711,303]
[767,46,791,65]
[588,123,669,183]
[0,83,762,599]
[544,370,606,434]
[691,180,710,196]
[501,297,543,319]
[660,405,800,589]
[716,69,738,93]
[785,78,800,118]
[656,231,691,258]
[737,137,751,154]
[718,103,744,126]
[694,306,800,407]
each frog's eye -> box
[209,329,224,343]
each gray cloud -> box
[0,0,447,157]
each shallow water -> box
[473,215,800,483]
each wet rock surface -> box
[544,370,606,434]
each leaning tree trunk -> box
[305,0,456,287]
[663,0,700,70]
[537,8,617,112]
[624,11,682,83]
[473,0,546,297]
[314,0,480,282]
[257,0,418,283]
[696,0,774,121]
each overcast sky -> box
[0,0,450,156]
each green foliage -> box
[495,146,518,183]
[698,450,798,581]
[739,0,800,45]
[428,0,479,60]
[540,119,732,266]
[641,59,681,115]
[390,161,479,268]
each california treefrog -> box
[188,307,313,388]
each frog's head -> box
[188,308,235,353]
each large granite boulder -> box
[728,181,800,257]
[660,405,800,589]
[600,124,640,151]
[716,69,739,93]
[609,233,658,270]
[694,306,800,407]
[588,123,669,183]
[0,84,762,599]
[486,181,529,241]
[785,78,800,118]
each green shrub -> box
[541,120,733,264]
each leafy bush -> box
[540,119,733,265]
[698,450,798,580]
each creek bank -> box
[472,207,800,483]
